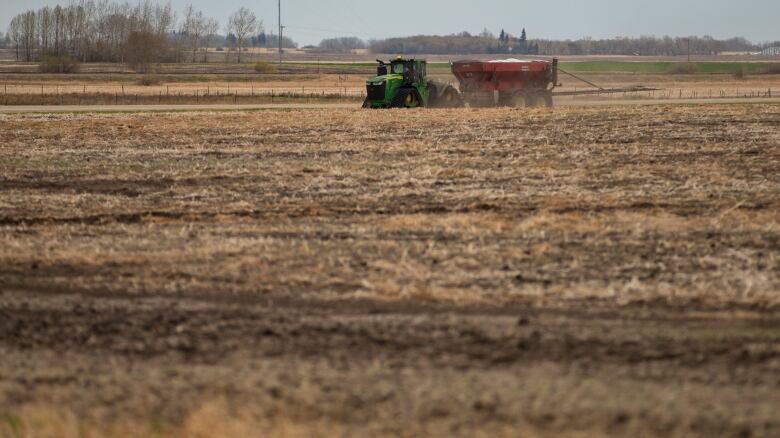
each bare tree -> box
[226,8,257,63]
[8,16,22,61]
[20,11,37,62]
[202,17,219,62]
[181,4,206,62]
[4,1,282,65]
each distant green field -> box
[558,61,780,74]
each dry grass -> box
[4,359,777,438]
[0,105,778,307]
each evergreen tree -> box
[499,29,506,43]
[519,28,528,54]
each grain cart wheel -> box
[511,92,529,108]
[442,86,464,108]
[530,92,553,108]
[527,92,548,108]
[391,88,421,108]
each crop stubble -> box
[0,105,778,436]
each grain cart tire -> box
[511,92,529,108]
[391,88,421,108]
[527,92,548,108]
[430,85,463,108]
[442,86,464,108]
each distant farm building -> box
[762,47,780,55]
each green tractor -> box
[363,57,463,109]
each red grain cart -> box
[451,58,559,108]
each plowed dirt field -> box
[1,105,778,437]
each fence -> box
[0,82,776,106]
[0,82,367,105]
[567,87,775,101]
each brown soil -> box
[0,106,778,437]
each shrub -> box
[732,68,747,80]
[38,54,79,73]
[666,63,697,75]
[125,31,163,73]
[136,76,162,86]
[254,61,278,74]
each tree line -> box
[367,29,540,55]
[3,1,299,70]
[534,36,771,56]
[4,3,778,63]
[365,32,775,56]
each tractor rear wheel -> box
[391,88,421,108]
[362,98,371,109]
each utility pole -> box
[278,0,283,64]
[687,38,691,63]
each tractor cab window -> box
[392,63,407,74]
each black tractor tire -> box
[391,88,422,108]
[362,98,371,109]
[427,82,439,106]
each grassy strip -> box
[0,73,323,83]
[559,61,780,74]
[0,92,360,106]
[2,61,778,82]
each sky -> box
[1,0,779,46]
